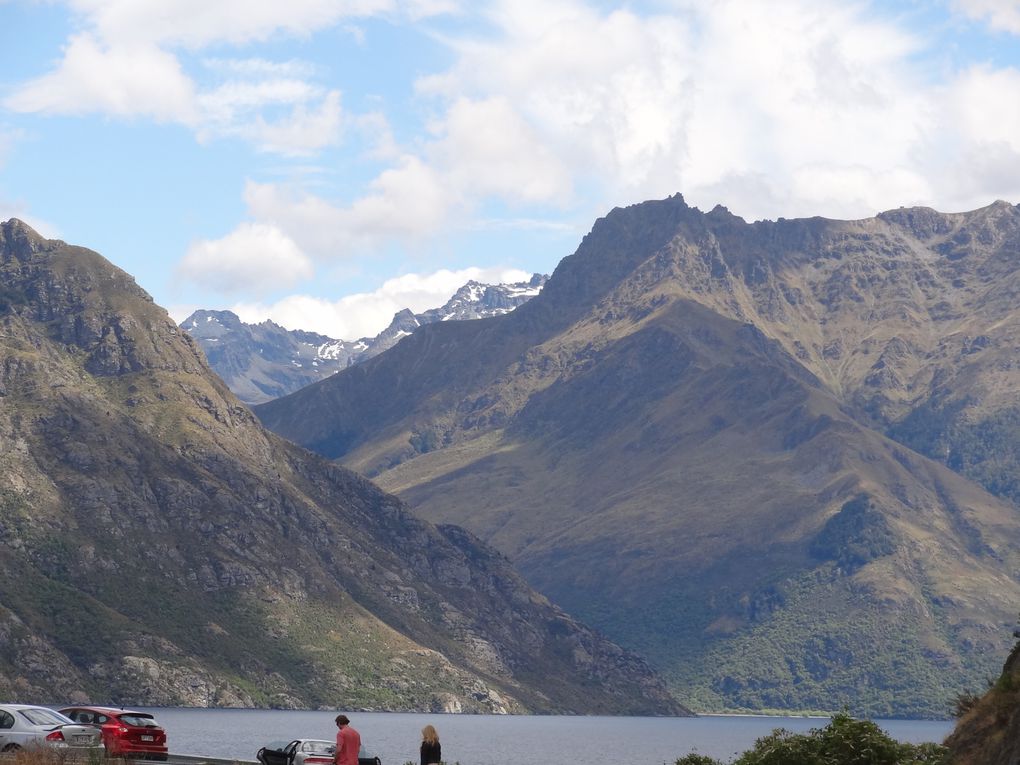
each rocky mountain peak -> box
[182,309,245,332]
[1,223,201,379]
[0,218,53,260]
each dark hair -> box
[335,715,350,726]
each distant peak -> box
[1,218,52,257]
[707,204,745,223]
[985,199,1018,212]
[2,217,36,233]
[180,309,243,331]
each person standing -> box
[419,724,441,765]
[334,715,361,765]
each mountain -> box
[256,195,1020,718]
[0,219,684,716]
[181,274,547,404]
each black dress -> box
[420,740,441,765]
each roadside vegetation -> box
[673,713,948,765]
[8,747,105,765]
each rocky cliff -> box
[256,195,1020,717]
[946,636,1020,764]
[0,219,684,716]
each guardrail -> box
[148,756,258,765]
[0,754,258,765]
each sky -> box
[2,0,1020,340]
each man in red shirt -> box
[334,715,361,765]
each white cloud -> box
[8,37,344,155]
[938,64,1020,206]
[435,97,572,204]
[230,265,532,338]
[179,223,314,294]
[201,58,319,78]
[6,0,429,154]
[410,0,941,221]
[197,78,322,121]
[949,66,1020,151]
[66,0,395,48]
[4,34,198,122]
[196,77,344,155]
[243,156,450,255]
[954,0,1020,34]
[249,91,344,155]
[356,112,400,160]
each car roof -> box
[0,705,59,711]
[59,706,152,717]
[264,740,333,749]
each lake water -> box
[145,708,954,764]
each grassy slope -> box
[367,304,1020,716]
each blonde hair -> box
[421,725,439,745]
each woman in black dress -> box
[420,725,441,765]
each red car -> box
[58,707,168,761]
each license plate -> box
[74,736,91,744]
[141,736,154,742]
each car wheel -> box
[2,744,21,752]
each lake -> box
[145,708,954,764]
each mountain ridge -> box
[255,195,1020,717]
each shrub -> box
[675,713,948,765]
[952,690,982,718]
[675,754,723,765]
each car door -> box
[261,741,296,765]
[0,710,14,750]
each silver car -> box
[0,705,103,753]
[257,739,381,765]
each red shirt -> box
[335,725,361,765]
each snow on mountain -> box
[181,274,548,404]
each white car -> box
[257,739,381,765]
[0,705,103,753]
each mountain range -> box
[181,275,547,404]
[0,219,683,715]
[256,194,1020,718]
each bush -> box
[952,690,982,718]
[675,755,723,765]
[675,713,948,765]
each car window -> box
[301,742,334,753]
[0,712,14,730]
[96,715,110,724]
[18,709,72,726]
[119,715,159,728]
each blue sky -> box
[2,0,1020,339]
